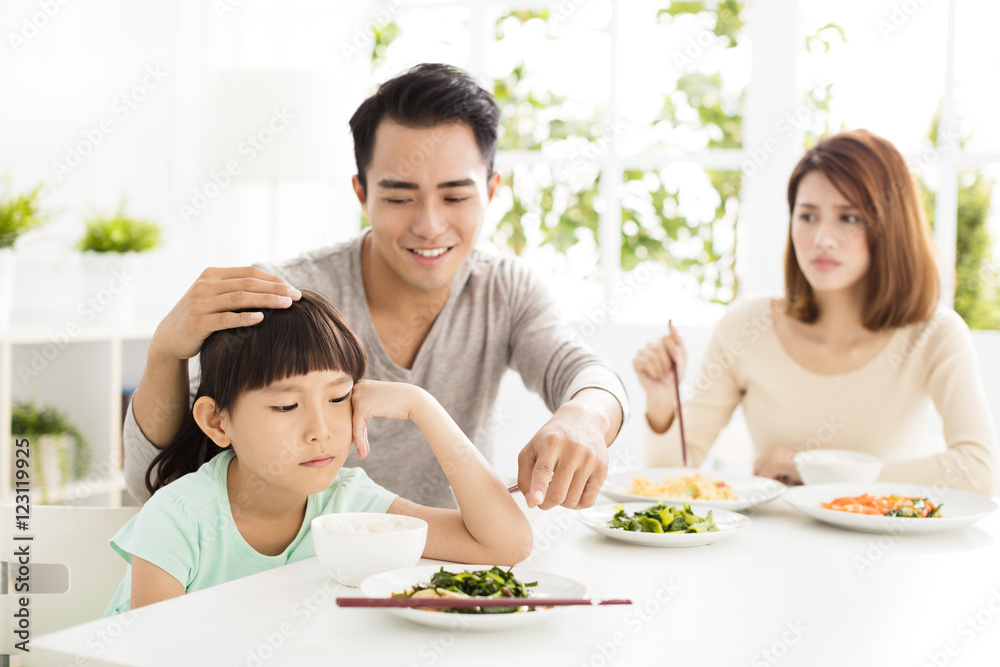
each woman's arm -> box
[880,312,998,495]
[130,555,185,609]
[643,317,746,467]
[353,381,533,565]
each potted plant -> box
[0,180,48,330]
[78,201,162,329]
[11,400,92,504]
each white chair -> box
[1,505,138,657]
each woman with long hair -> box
[635,129,997,494]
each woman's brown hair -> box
[784,129,939,330]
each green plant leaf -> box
[0,180,48,249]
[79,201,162,253]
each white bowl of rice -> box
[793,449,883,485]
[310,513,427,586]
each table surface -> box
[29,492,1000,667]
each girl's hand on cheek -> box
[350,380,429,458]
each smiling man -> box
[124,63,629,510]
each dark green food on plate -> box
[394,566,539,614]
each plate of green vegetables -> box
[577,501,751,547]
[359,565,587,630]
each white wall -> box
[1,0,370,332]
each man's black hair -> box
[349,63,500,193]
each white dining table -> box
[28,492,1000,667]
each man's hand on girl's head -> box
[149,266,301,363]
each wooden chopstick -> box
[668,319,689,467]
[336,597,632,609]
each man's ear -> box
[486,169,502,203]
[352,174,368,208]
[192,396,231,448]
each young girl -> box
[634,129,997,494]
[105,290,532,614]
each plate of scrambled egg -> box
[600,467,785,512]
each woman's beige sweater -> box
[646,298,998,495]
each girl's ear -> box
[192,396,231,448]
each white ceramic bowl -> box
[310,513,427,587]
[793,449,883,485]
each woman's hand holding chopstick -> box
[633,321,688,435]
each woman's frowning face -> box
[791,170,871,296]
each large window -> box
[362,0,999,329]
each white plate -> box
[783,482,999,534]
[577,501,751,547]
[601,467,785,512]
[358,565,587,631]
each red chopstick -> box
[668,319,688,467]
[336,597,632,609]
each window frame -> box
[371,0,989,314]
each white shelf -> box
[30,470,127,506]
[0,325,157,345]
[1,332,150,507]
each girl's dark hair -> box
[349,63,500,193]
[145,289,366,495]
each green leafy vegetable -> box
[394,566,539,614]
[608,503,719,534]
[884,498,942,518]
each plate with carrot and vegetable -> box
[783,482,998,534]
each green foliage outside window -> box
[366,3,997,327]
[920,117,1000,330]
[952,172,1000,329]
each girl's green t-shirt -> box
[105,449,397,615]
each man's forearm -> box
[131,351,190,449]
[567,387,624,445]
